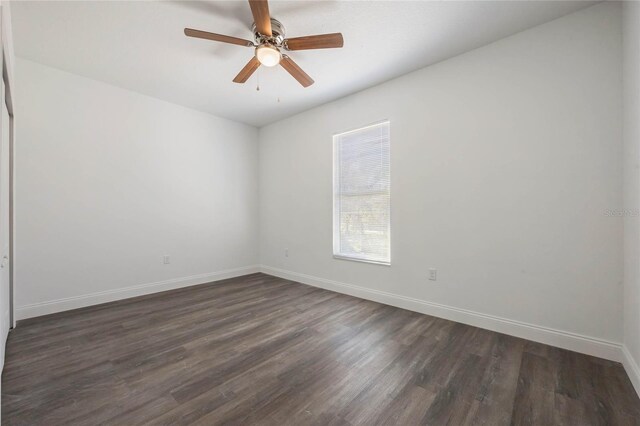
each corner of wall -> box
[623,0,640,398]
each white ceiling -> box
[12,0,597,127]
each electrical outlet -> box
[163,255,170,265]
[429,268,437,281]
[284,248,289,258]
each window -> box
[333,121,390,265]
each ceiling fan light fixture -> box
[255,44,281,67]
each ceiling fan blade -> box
[249,0,272,36]
[284,33,344,51]
[184,28,253,47]
[280,56,314,88]
[233,57,261,83]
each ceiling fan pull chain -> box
[256,67,260,91]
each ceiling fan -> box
[184,0,344,88]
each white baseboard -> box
[622,345,640,398]
[260,265,623,363]
[15,265,260,320]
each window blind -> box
[333,121,390,264]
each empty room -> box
[0,0,639,424]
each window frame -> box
[332,120,391,266]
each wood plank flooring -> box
[2,273,639,425]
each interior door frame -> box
[0,1,16,329]
[2,61,13,328]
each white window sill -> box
[333,254,391,266]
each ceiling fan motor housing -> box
[252,18,285,47]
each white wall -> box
[15,58,259,319]
[259,3,623,359]
[623,0,640,396]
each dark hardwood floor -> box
[2,273,639,425]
